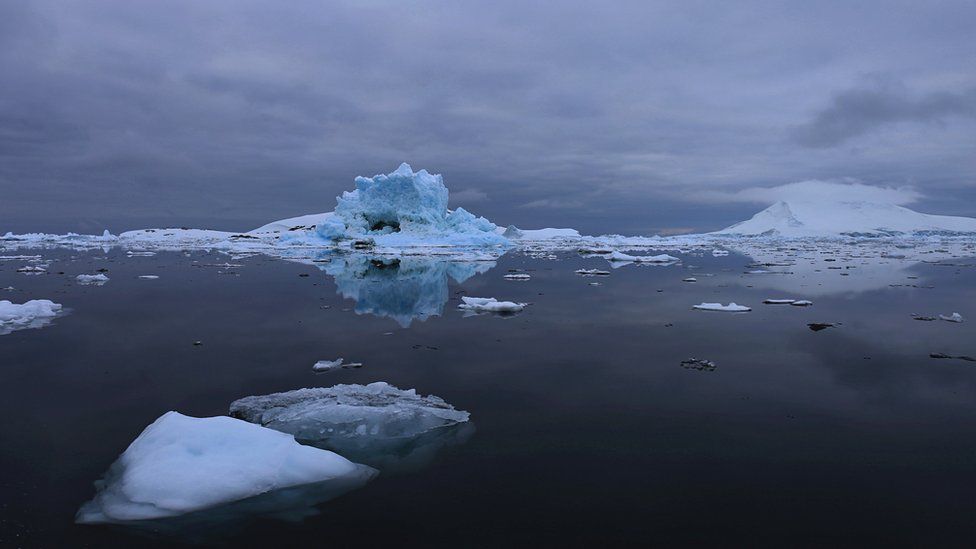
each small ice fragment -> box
[503,273,531,280]
[682,277,697,283]
[711,250,729,256]
[763,299,797,304]
[680,358,716,371]
[574,269,610,276]
[313,359,344,372]
[692,302,751,312]
[138,275,160,280]
[790,300,813,306]
[940,313,964,323]
[76,274,109,285]
[458,296,526,313]
[16,265,46,274]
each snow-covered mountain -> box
[714,200,976,237]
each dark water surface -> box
[2,248,976,547]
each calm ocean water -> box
[2,248,975,547]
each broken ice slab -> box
[229,382,472,473]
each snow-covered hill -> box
[714,200,976,237]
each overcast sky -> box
[2,0,975,235]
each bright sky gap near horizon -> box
[2,1,975,236]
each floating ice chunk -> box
[574,269,610,276]
[607,251,679,263]
[76,412,375,523]
[711,250,729,256]
[791,300,813,306]
[503,273,531,281]
[312,358,363,372]
[0,299,64,335]
[940,312,964,323]
[313,359,344,372]
[458,296,526,313]
[693,302,751,312]
[16,265,46,274]
[763,299,797,304]
[681,358,716,371]
[76,273,110,285]
[229,382,471,472]
[682,277,697,283]
[138,275,160,280]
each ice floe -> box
[693,302,751,312]
[76,273,110,285]
[458,296,526,314]
[763,298,813,306]
[77,412,376,523]
[574,269,610,276]
[606,251,679,263]
[313,358,363,372]
[0,299,64,335]
[229,382,471,472]
[940,313,965,323]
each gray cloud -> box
[1,1,975,235]
[793,83,976,148]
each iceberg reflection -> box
[319,254,495,326]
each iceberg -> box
[275,163,509,248]
[77,412,375,524]
[0,299,63,335]
[229,382,472,473]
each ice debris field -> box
[4,163,976,525]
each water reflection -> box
[718,239,976,296]
[318,255,495,327]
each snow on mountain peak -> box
[715,192,976,237]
